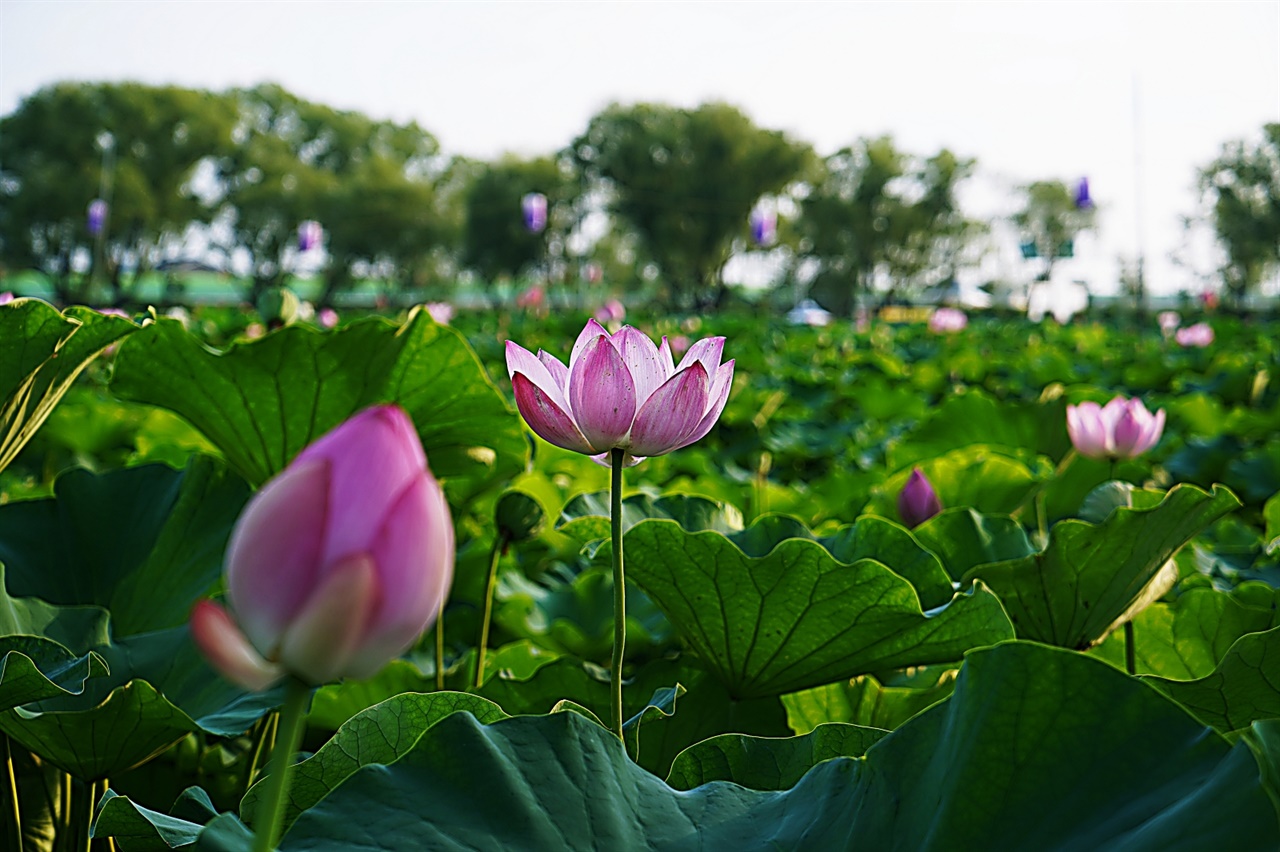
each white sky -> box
[2,0,1278,296]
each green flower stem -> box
[475,531,510,689]
[253,677,310,852]
[1125,620,1137,675]
[4,736,20,852]
[244,712,278,796]
[434,609,446,691]
[610,448,626,741]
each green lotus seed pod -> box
[495,491,545,542]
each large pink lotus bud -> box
[898,468,943,527]
[1066,396,1165,461]
[191,405,454,689]
[506,320,735,467]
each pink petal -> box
[568,334,637,451]
[1139,408,1166,455]
[1066,402,1109,460]
[611,326,668,408]
[305,406,430,568]
[506,341,570,411]
[536,350,570,392]
[628,362,709,457]
[226,457,330,654]
[279,554,379,684]
[346,471,455,678]
[657,337,675,379]
[675,336,725,376]
[682,359,735,447]
[190,600,284,692]
[590,451,648,468]
[512,372,594,454]
[570,319,610,367]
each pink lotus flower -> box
[898,468,942,527]
[929,307,968,333]
[317,307,339,329]
[1157,311,1180,336]
[0,292,13,305]
[1175,322,1213,348]
[593,299,625,325]
[516,285,546,310]
[1066,396,1165,461]
[506,319,734,467]
[426,302,454,325]
[191,405,454,689]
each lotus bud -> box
[898,468,942,527]
[191,405,454,689]
[506,319,735,468]
[317,307,339,329]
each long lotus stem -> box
[475,531,509,688]
[244,712,278,795]
[435,608,446,691]
[253,677,310,852]
[4,736,20,852]
[1125,620,1137,675]
[610,447,627,740]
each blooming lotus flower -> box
[1066,396,1165,461]
[594,299,625,325]
[506,319,734,467]
[929,307,968,333]
[426,302,455,325]
[516,285,546,311]
[1175,322,1213,348]
[191,405,454,689]
[898,468,942,527]
[1157,311,1180,336]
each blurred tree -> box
[0,82,235,305]
[1199,123,1280,310]
[460,154,573,291]
[572,102,812,309]
[1011,180,1095,282]
[800,137,979,315]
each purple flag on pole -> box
[522,192,548,233]
[1074,177,1093,210]
[750,207,776,246]
[87,199,108,236]
[298,220,323,252]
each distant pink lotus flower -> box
[1175,322,1214,348]
[668,335,691,356]
[298,220,323,252]
[1157,311,1180,336]
[749,207,777,246]
[244,322,265,340]
[0,293,13,305]
[898,468,942,527]
[426,302,454,325]
[506,319,734,467]
[929,307,968,333]
[594,299,625,325]
[317,308,339,329]
[516,285,546,310]
[1066,396,1165,461]
[191,405,454,689]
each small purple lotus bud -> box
[298,220,323,252]
[750,207,776,246]
[522,192,548,233]
[87,199,108,236]
[898,468,942,528]
[1074,177,1093,210]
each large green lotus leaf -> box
[0,299,135,474]
[666,722,888,791]
[726,513,954,610]
[1143,624,1280,733]
[235,642,1278,851]
[0,573,113,711]
[865,444,1053,522]
[619,518,1014,699]
[910,507,1034,582]
[2,624,282,780]
[1244,719,1280,817]
[241,692,509,836]
[557,491,743,554]
[887,389,1071,469]
[781,667,958,733]
[1265,491,1280,555]
[0,458,249,637]
[1093,584,1280,680]
[91,786,219,851]
[964,484,1241,649]
[110,308,527,495]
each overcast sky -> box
[2,0,1278,296]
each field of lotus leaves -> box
[2,296,1279,850]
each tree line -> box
[1,81,1275,311]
